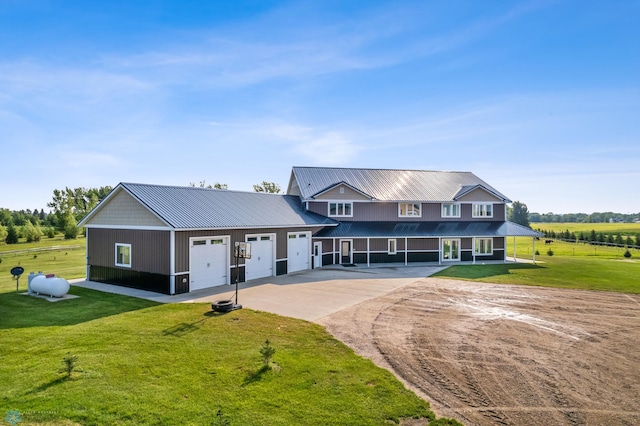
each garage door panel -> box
[245,236,274,280]
[288,233,310,273]
[190,238,228,291]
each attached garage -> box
[245,234,275,280]
[287,232,311,273]
[189,237,229,290]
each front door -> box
[442,239,460,261]
[313,242,322,269]
[340,240,352,264]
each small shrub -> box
[212,409,230,426]
[624,249,632,258]
[33,254,38,259]
[259,339,276,368]
[535,250,540,256]
[547,249,554,256]
[60,352,79,378]
[46,227,56,238]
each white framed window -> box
[399,203,421,217]
[442,203,460,218]
[115,243,131,268]
[329,202,353,217]
[475,238,493,255]
[388,239,397,255]
[473,203,493,218]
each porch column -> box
[367,238,370,267]
[405,237,408,266]
[333,238,336,265]
[513,236,517,261]
[438,237,442,265]
[472,237,476,264]
[532,237,537,264]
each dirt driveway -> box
[318,278,640,426]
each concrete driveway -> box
[73,264,446,322]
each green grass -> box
[438,233,640,293]
[0,239,437,425]
[530,221,640,236]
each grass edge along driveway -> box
[0,286,451,425]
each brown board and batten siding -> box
[308,201,505,222]
[87,228,172,293]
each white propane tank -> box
[30,274,70,297]
[28,272,44,294]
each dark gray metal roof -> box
[290,167,511,202]
[504,221,544,237]
[104,183,338,230]
[314,221,541,238]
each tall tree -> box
[253,181,281,194]
[508,201,530,228]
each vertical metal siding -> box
[87,228,170,275]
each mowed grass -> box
[530,221,640,237]
[0,239,436,425]
[437,224,640,293]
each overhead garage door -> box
[190,238,228,291]
[288,232,310,273]
[245,235,274,281]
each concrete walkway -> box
[72,263,447,322]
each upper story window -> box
[442,203,460,218]
[115,243,131,268]
[473,203,493,218]
[329,202,353,217]
[399,203,421,217]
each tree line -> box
[2,181,282,244]
[537,228,640,249]
[529,212,639,223]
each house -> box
[79,167,540,295]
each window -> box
[115,243,131,268]
[473,203,493,218]
[442,203,460,217]
[329,202,353,217]
[399,203,421,217]
[475,238,493,255]
[388,239,397,255]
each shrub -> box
[624,249,632,258]
[547,249,554,256]
[60,352,79,378]
[5,224,18,244]
[259,339,276,368]
[535,250,540,256]
[46,227,56,238]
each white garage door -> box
[245,235,274,281]
[288,232,310,273]
[190,238,228,291]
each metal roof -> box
[87,183,338,230]
[290,166,511,202]
[314,221,542,238]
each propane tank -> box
[30,274,70,298]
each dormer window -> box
[473,203,493,218]
[442,203,460,218]
[329,202,353,217]
[399,203,421,217]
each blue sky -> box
[1,0,638,214]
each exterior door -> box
[313,242,322,269]
[442,239,460,261]
[340,240,352,264]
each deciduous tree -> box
[508,201,530,228]
[253,181,281,194]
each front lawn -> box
[0,286,435,425]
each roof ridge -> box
[292,166,472,173]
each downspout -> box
[169,229,176,295]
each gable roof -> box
[289,167,511,202]
[80,183,338,230]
